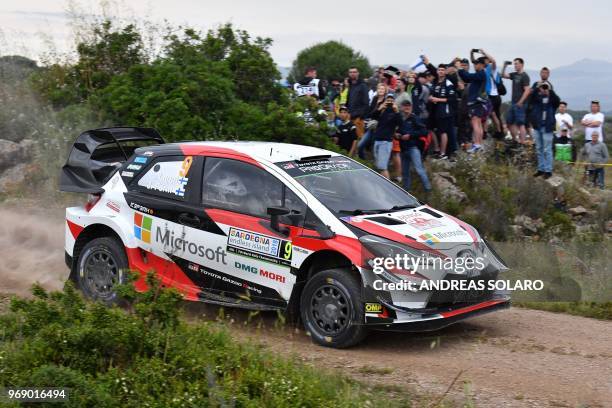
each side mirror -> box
[267,206,290,232]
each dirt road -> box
[1,204,610,407]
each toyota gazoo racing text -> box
[61,127,510,348]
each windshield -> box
[275,157,420,215]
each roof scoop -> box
[298,154,332,162]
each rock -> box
[436,172,457,184]
[0,139,28,172]
[513,215,543,234]
[432,173,467,202]
[568,206,588,216]
[0,163,29,193]
[545,175,565,189]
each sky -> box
[1,0,611,70]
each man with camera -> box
[371,93,402,178]
[528,81,560,179]
[457,55,488,153]
[395,100,431,193]
[502,58,531,144]
[473,48,504,138]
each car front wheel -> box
[77,237,128,304]
[300,268,368,348]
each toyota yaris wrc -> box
[61,127,510,348]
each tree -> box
[288,41,372,83]
[164,24,282,105]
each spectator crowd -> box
[292,50,609,191]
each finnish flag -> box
[411,55,427,73]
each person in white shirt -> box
[555,101,573,138]
[581,100,605,142]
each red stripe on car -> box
[179,145,262,168]
[440,299,507,318]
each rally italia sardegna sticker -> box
[227,227,292,267]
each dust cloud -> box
[0,205,68,296]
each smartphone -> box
[504,60,512,65]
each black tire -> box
[300,268,368,348]
[76,237,128,305]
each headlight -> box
[359,235,433,283]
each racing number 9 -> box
[281,241,292,260]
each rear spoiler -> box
[59,127,164,194]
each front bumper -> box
[368,296,511,332]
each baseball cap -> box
[386,93,396,99]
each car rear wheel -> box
[77,237,128,304]
[300,268,368,348]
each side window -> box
[202,158,283,218]
[133,155,194,201]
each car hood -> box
[341,205,479,248]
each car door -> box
[200,157,308,307]
[124,154,234,299]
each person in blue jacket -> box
[457,56,488,153]
[395,100,431,193]
[528,81,560,179]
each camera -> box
[471,48,480,53]
[504,60,512,65]
[540,83,549,90]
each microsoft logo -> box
[419,233,440,245]
[134,213,152,243]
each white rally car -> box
[61,127,510,348]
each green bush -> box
[542,210,576,239]
[0,278,413,407]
